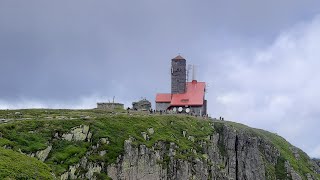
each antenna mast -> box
[187,64,192,82]
[192,65,196,81]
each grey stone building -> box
[132,99,151,111]
[97,102,124,110]
[155,55,207,116]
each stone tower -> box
[171,55,186,94]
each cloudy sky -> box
[1,0,320,158]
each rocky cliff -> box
[104,124,319,180]
[0,109,319,180]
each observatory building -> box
[155,55,207,116]
[132,99,152,111]
[97,102,124,110]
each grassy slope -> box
[0,147,53,179]
[0,109,215,177]
[0,109,319,179]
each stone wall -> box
[189,101,207,116]
[167,106,206,116]
[156,102,171,111]
[190,106,205,116]
[203,100,207,115]
[171,59,186,94]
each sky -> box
[0,0,320,158]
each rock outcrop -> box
[36,145,52,162]
[312,159,320,174]
[107,140,166,180]
[57,123,319,180]
[62,125,90,141]
[60,156,104,180]
[285,161,302,180]
[102,124,313,180]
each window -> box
[181,99,189,103]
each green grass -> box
[275,155,289,180]
[265,161,277,180]
[46,140,90,175]
[89,115,215,163]
[0,119,84,153]
[213,122,227,156]
[0,147,53,179]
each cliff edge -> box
[0,109,319,179]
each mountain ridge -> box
[0,109,319,179]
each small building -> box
[132,99,151,111]
[97,102,124,110]
[155,55,207,116]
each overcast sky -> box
[1,0,320,158]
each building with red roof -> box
[155,55,207,116]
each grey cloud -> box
[204,15,320,157]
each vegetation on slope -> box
[0,109,215,177]
[0,146,53,179]
[0,109,319,179]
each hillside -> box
[0,146,53,179]
[0,109,319,180]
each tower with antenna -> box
[156,55,208,116]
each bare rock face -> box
[221,126,267,180]
[107,141,167,180]
[60,172,68,180]
[62,125,90,141]
[311,159,320,174]
[105,125,280,180]
[56,124,318,180]
[60,156,104,180]
[285,161,302,180]
[86,162,103,179]
[306,173,319,180]
[290,146,301,160]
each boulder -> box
[147,128,154,135]
[62,125,90,141]
[36,145,52,162]
[141,132,148,140]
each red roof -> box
[171,81,205,106]
[155,93,171,102]
[155,81,206,106]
